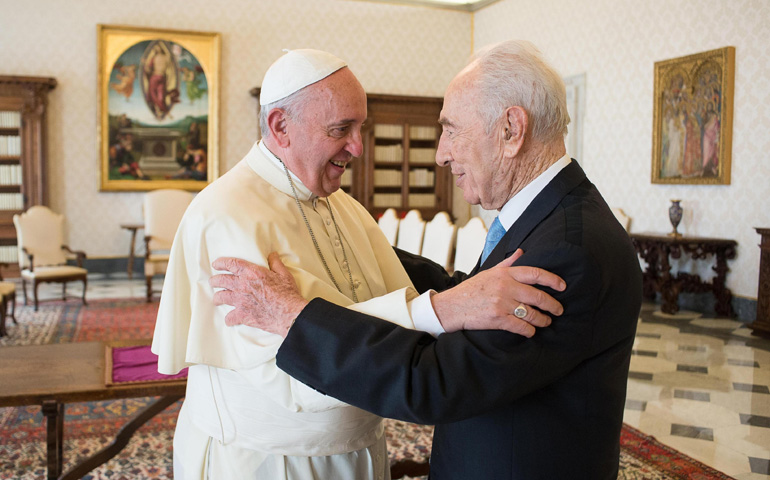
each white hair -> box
[258,86,314,139]
[468,40,569,144]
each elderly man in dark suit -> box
[211,40,642,479]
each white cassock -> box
[152,141,419,480]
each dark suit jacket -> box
[277,161,643,479]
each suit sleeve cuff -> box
[410,290,446,337]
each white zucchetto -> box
[259,49,348,106]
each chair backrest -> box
[378,208,400,246]
[611,207,631,232]
[13,205,67,268]
[453,217,488,273]
[143,189,194,251]
[396,210,426,255]
[421,212,456,270]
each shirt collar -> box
[244,140,316,202]
[497,155,571,231]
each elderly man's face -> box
[285,68,367,197]
[436,70,511,210]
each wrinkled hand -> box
[209,252,307,338]
[432,249,565,338]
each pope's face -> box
[285,68,367,197]
[436,70,510,210]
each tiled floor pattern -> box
[12,275,770,479]
[624,303,770,479]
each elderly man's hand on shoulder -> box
[209,250,565,338]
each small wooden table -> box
[119,223,144,279]
[0,341,185,480]
[630,233,737,316]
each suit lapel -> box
[473,160,587,273]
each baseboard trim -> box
[70,257,144,277]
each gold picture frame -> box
[651,47,734,185]
[97,25,220,191]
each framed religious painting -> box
[98,25,220,191]
[651,47,734,185]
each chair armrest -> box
[62,245,87,268]
[21,247,34,272]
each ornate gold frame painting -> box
[651,47,734,185]
[98,25,220,191]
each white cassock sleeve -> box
[153,177,420,414]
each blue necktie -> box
[481,217,506,264]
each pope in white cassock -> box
[152,49,433,480]
[152,48,561,480]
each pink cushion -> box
[110,345,188,384]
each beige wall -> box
[2,0,767,300]
[474,0,770,299]
[0,0,470,260]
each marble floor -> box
[16,274,770,479]
[624,303,770,479]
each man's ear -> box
[503,106,528,158]
[266,108,291,148]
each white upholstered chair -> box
[396,210,426,255]
[143,189,194,301]
[452,217,488,274]
[420,212,456,270]
[611,207,631,232]
[13,206,88,311]
[378,208,400,246]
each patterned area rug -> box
[0,300,735,479]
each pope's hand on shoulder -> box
[209,250,565,339]
[210,252,308,337]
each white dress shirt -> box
[415,155,572,336]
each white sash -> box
[185,365,383,456]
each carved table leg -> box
[635,241,659,301]
[657,244,682,314]
[712,248,735,316]
[42,400,64,480]
[642,249,659,301]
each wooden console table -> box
[750,228,770,338]
[630,233,737,316]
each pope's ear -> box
[503,105,528,158]
[266,108,291,147]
